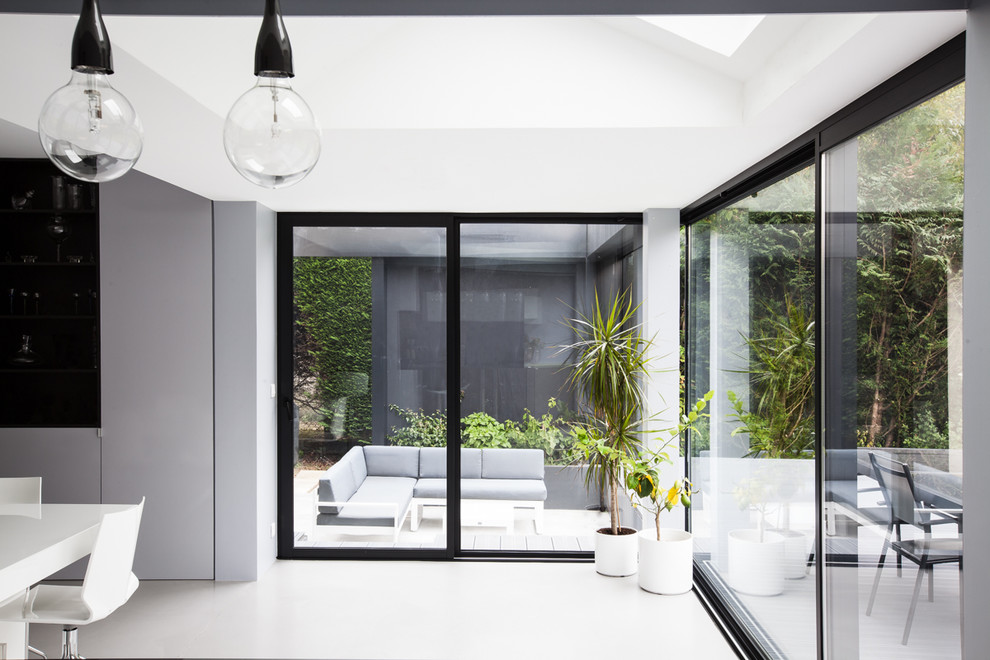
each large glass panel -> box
[688,166,817,658]
[458,223,642,552]
[822,84,964,658]
[290,225,447,550]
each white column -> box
[642,209,682,529]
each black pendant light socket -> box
[70,0,113,74]
[254,0,294,78]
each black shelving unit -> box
[0,159,100,427]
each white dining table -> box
[0,503,131,660]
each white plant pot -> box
[594,528,638,577]
[727,529,785,596]
[637,528,693,595]
[779,530,809,579]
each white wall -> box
[213,202,278,581]
[963,6,990,658]
[100,171,215,579]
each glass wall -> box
[685,80,964,659]
[458,222,642,553]
[290,225,448,551]
[688,166,818,658]
[822,84,964,658]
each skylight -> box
[639,15,765,57]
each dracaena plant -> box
[562,289,652,536]
[625,391,713,541]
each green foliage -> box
[727,297,816,459]
[461,412,510,449]
[386,405,447,447]
[385,398,576,462]
[293,257,373,441]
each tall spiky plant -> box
[563,289,652,535]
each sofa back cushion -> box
[318,450,361,514]
[364,446,420,478]
[481,448,545,479]
[418,447,483,478]
[350,446,368,483]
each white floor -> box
[24,560,739,659]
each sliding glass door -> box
[279,215,642,558]
[458,222,642,554]
[287,223,449,552]
[684,70,964,659]
[821,84,964,658]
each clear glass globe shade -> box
[223,77,321,189]
[38,70,143,183]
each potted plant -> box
[725,297,815,588]
[625,391,712,594]
[564,289,652,577]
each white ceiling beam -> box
[0,0,968,16]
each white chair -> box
[0,498,145,659]
[0,477,42,504]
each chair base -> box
[60,626,81,660]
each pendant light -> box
[38,0,143,183]
[223,0,321,189]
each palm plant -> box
[563,289,652,536]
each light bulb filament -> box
[86,88,102,133]
[270,86,281,139]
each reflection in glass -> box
[823,84,964,658]
[688,165,817,657]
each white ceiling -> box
[0,11,966,212]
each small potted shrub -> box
[625,392,712,594]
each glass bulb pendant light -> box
[223,0,321,189]
[38,0,143,183]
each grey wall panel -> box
[213,202,278,581]
[0,429,101,504]
[100,171,214,579]
[964,6,990,659]
[254,205,278,578]
[214,202,260,580]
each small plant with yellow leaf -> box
[624,391,712,542]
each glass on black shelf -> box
[67,255,82,264]
[33,292,40,315]
[9,335,39,365]
[21,255,37,263]
[45,215,71,263]
[73,292,80,315]
[67,184,84,210]
[7,288,14,315]
[20,291,28,315]
[11,189,34,210]
[51,175,67,210]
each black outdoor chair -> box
[865,452,962,645]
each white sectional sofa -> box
[316,446,547,542]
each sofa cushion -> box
[413,478,445,499]
[364,446,420,478]
[350,446,368,484]
[418,447,484,479]
[461,448,482,479]
[413,478,547,501]
[463,478,547,501]
[318,454,359,515]
[419,447,446,478]
[332,476,417,526]
[481,448,544,480]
